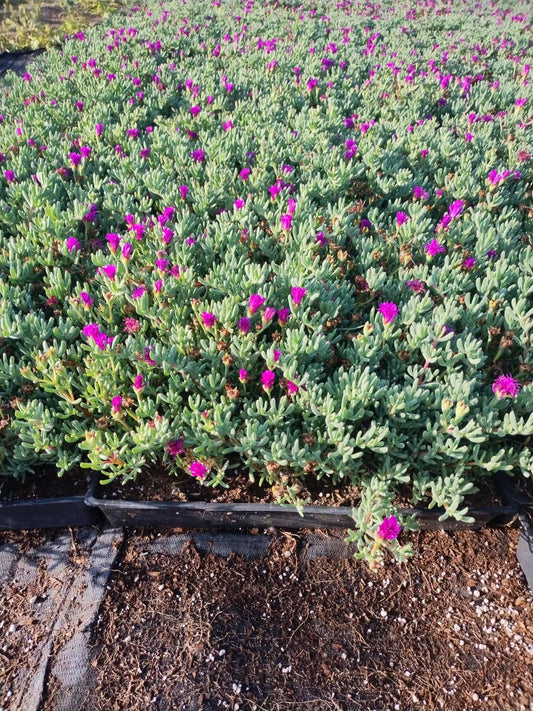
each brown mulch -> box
[90,526,533,711]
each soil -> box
[0,467,91,501]
[87,526,533,711]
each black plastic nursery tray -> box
[86,472,519,531]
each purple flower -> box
[75,101,84,111]
[281,214,293,230]
[106,233,121,253]
[261,370,276,391]
[396,212,409,226]
[222,120,234,131]
[425,239,446,257]
[291,287,307,306]
[83,203,98,223]
[286,380,299,395]
[166,439,185,458]
[201,312,217,328]
[448,200,465,219]
[273,349,281,363]
[189,461,208,480]
[154,279,163,293]
[95,123,104,137]
[492,374,521,400]
[462,257,477,270]
[238,369,249,383]
[67,236,81,252]
[238,317,251,334]
[80,291,94,307]
[406,279,426,294]
[69,152,83,167]
[122,242,133,260]
[156,259,169,272]
[307,77,318,91]
[234,198,245,210]
[345,139,357,160]
[240,167,251,180]
[98,265,117,280]
[377,301,399,325]
[486,249,499,260]
[190,105,201,117]
[191,148,205,162]
[158,206,174,226]
[111,396,123,414]
[377,515,401,540]
[263,307,276,322]
[248,294,266,315]
[132,285,147,299]
[4,170,16,183]
[133,374,145,392]
[179,185,189,199]
[315,231,327,248]
[162,228,174,245]
[277,308,290,325]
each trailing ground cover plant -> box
[0,0,532,557]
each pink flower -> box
[201,312,217,328]
[222,120,234,131]
[106,233,121,253]
[377,301,399,325]
[154,279,163,293]
[133,374,145,392]
[281,213,293,230]
[189,461,208,480]
[238,317,251,333]
[273,349,281,363]
[156,259,169,272]
[263,307,276,322]
[287,198,297,216]
[122,242,133,260]
[67,236,81,252]
[406,279,426,294]
[191,148,205,162]
[413,186,428,200]
[261,370,276,391]
[286,380,299,395]
[190,105,201,117]
[234,198,245,209]
[111,396,123,414]
[448,199,465,219]
[377,515,401,540]
[98,265,117,280]
[80,291,94,307]
[123,317,140,334]
[179,184,189,200]
[492,374,521,399]
[291,287,307,306]
[462,257,477,270]
[132,285,147,299]
[248,294,266,315]
[396,211,409,226]
[238,369,249,383]
[166,439,185,457]
[277,308,290,325]
[240,167,251,180]
[425,239,446,257]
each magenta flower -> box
[154,279,163,293]
[239,368,249,383]
[156,259,169,272]
[122,242,133,260]
[106,233,121,253]
[83,203,98,223]
[67,236,81,252]
[248,294,266,315]
[315,231,327,248]
[179,185,189,200]
[222,120,234,131]
[462,257,477,270]
[132,285,147,299]
[240,167,251,180]
[277,308,290,325]
[291,287,307,306]
[287,198,297,216]
[166,439,185,458]
[263,307,276,322]
[75,101,84,111]
[189,461,208,480]
[80,291,94,307]
[281,213,293,230]
[413,186,428,200]
[234,198,245,210]
[377,515,401,540]
[238,317,251,334]
[378,301,399,325]
[69,152,83,167]
[191,148,205,162]
[111,396,123,414]
[492,374,521,400]
[345,139,357,160]
[273,349,281,363]
[261,370,276,391]
[98,265,117,280]
[133,374,145,392]
[448,199,465,219]
[190,105,201,117]
[396,212,409,226]
[425,239,446,257]
[4,170,16,183]
[286,380,299,395]
[95,123,104,137]
[201,312,217,328]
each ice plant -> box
[261,370,276,391]
[66,237,80,253]
[133,374,145,393]
[201,312,217,328]
[378,302,399,325]
[291,287,306,306]
[377,515,402,540]
[189,461,208,480]
[111,396,123,415]
[492,375,521,400]
[424,239,446,257]
[248,294,266,315]
[80,291,94,308]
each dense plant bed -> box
[0,0,532,556]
